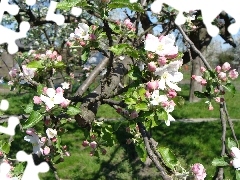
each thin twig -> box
[137,122,171,180]
[175,24,212,70]
[223,101,239,148]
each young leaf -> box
[27,60,44,69]
[24,103,34,114]
[236,170,240,180]
[158,147,178,170]
[228,138,238,149]
[67,106,81,116]
[22,111,43,129]
[212,157,229,166]
[135,102,148,112]
[1,142,10,154]
[156,111,168,121]
[223,83,236,95]
[135,141,147,162]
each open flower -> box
[150,90,168,106]
[61,82,70,89]
[40,88,65,110]
[191,163,207,180]
[22,65,36,79]
[70,23,89,40]
[158,71,183,91]
[46,128,57,139]
[24,130,44,157]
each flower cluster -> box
[143,33,183,126]
[82,137,107,156]
[230,147,240,169]
[191,163,207,180]
[31,49,62,62]
[192,62,239,110]
[33,87,70,111]
[24,127,71,162]
[8,64,37,86]
[67,23,97,47]
[123,19,136,31]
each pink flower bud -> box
[215,65,221,73]
[60,99,70,108]
[56,55,62,61]
[89,34,96,40]
[200,67,206,73]
[66,41,72,47]
[116,108,122,114]
[147,81,159,91]
[222,62,231,72]
[147,62,156,72]
[145,91,151,98]
[208,104,214,111]
[56,87,64,94]
[229,69,239,80]
[158,56,167,66]
[161,101,169,107]
[43,87,48,94]
[82,140,89,147]
[33,96,42,104]
[200,79,207,86]
[214,88,220,93]
[63,145,67,150]
[26,128,36,135]
[167,89,177,98]
[41,137,47,143]
[52,137,57,142]
[43,146,50,155]
[65,151,70,156]
[130,111,138,119]
[80,41,86,46]
[90,141,97,149]
[192,75,203,83]
[191,163,207,180]
[218,72,227,81]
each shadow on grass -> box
[3,119,240,179]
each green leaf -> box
[125,98,136,106]
[128,66,142,81]
[57,0,79,10]
[135,102,148,112]
[212,157,229,166]
[13,163,24,176]
[24,103,34,114]
[194,91,207,98]
[109,22,121,33]
[101,125,115,146]
[223,83,236,95]
[54,61,65,68]
[67,106,81,116]
[158,147,178,170]
[109,44,128,55]
[138,88,146,101]
[81,47,90,61]
[1,142,10,154]
[108,0,144,12]
[236,170,240,180]
[22,111,43,129]
[135,141,147,162]
[228,138,238,149]
[27,60,44,69]
[37,84,44,95]
[156,110,168,121]
[113,121,122,131]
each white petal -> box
[166,81,181,91]
[150,0,162,14]
[158,78,166,90]
[172,72,183,82]
[46,88,56,98]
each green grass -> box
[3,120,239,179]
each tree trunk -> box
[189,56,203,102]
